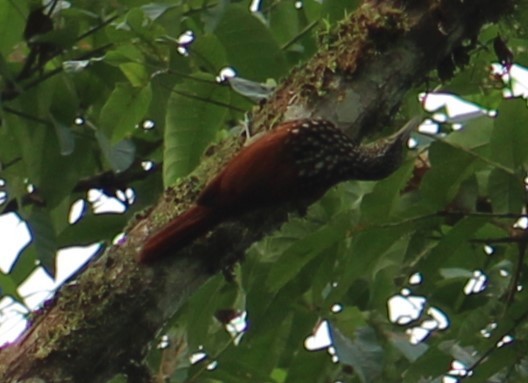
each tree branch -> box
[0,1,516,382]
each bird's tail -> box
[138,205,218,263]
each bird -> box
[138,117,420,263]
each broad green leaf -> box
[100,83,152,142]
[389,332,428,362]
[50,117,75,156]
[328,226,409,303]
[21,207,58,278]
[49,196,74,236]
[8,240,37,288]
[104,44,145,66]
[369,235,412,310]
[95,131,136,173]
[419,217,487,281]
[268,1,301,46]
[420,141,478,209]
[23,117,90,209]
[328,325,383,383]
[150,5,182,37]
[403,345,452,383]
[445,116,493,149]
[5,100,48,186]
[332,306,367,335]
[266,213,349,293]
[490,98,528,170]
[163,72,229,186]
[208,309,299,381]
[360,159,414,223]
[0,118,23,175]
[119,63,149,87]
[284,349,330,383]
[57,213,127,247]
[127,6,147,29]
[0,272,25,304]
[443,49,494,96]
[488,168,524,214]
[0,2,26,56]
[455,303,500,346]
[464,346,517,383]
[141,3,177,21]
[214,5,288,80]
[184,275,239,351]
[190,34,228,73]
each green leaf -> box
[333,306,367,335]
[214,5,288,80]
[268,1,301,46]
[126,7,147,30]
[0,271,25,304]
[420,141,478,209]
[284,349,329,383]
[163,72,229,186]
[183,275,239,351]
[488,168,524,214]
[190,33,228,73]
[403,345,452,383]
[266,213,348,293]
[490,98,528,170]
[329,325,383,383]
[360,159,414,223]
[465,345,517,382]
[104,44,145,66]
[100,83,152,142]
[445,115,493,149]
[4,232,35,287]
[141,3,177,21]
[0,2,26,56]
[5,101,82,209]
[328,226,409,303]
[420,217,487,281]
[119,63,149,87]
[50,116,75,156]
[57,213,127,247]
[95,131,136,173]
[21,207,58,278]
[5,103,47,185]
[389,332,428,362]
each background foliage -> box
[2,0,528,382]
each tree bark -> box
[0,1,515,382]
